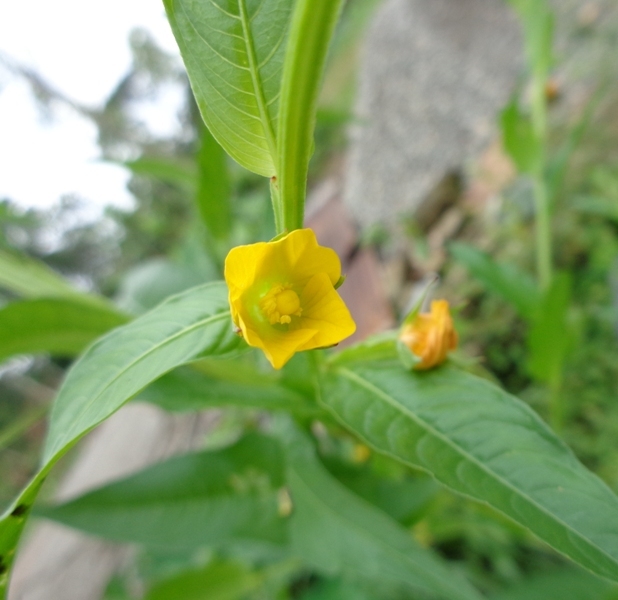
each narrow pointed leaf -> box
[0,282,240,598]
[163,0,292,176]
[196,126,232,241]
[449,242,541,321]
[144,560,261,600]
[38,434,288,548]
[0,249,109,308]
[280,427,483,600]
[319,362,618,581]
[0,298,128,362]
[140,367,319,416]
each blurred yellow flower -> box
[399,300,458,370]
[224,228,356,369]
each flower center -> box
[260,284,302,325]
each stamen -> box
[260,284,303,325]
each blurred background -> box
[2,0,618,598]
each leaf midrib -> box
[237,0,278,169]
[334,367,617,569]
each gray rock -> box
[345,0,523,226]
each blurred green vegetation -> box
[2,1,618,598]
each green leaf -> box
[301,578,380,600]
[527,271,572,384]
[450,242,541,321]
[323,458,438,525]
[121,156,197,193]
[0,249,109,308]
[38,433,288,548]
[144,560,260,600]
[277,0,346,230]
[0,282,240,597]
[0,298,128,362]
[163,0,292,177]
[319,363,618,581]
[196,126,232,242]
[573,195,618,224]
[500,99,543,175]
[508,0,553,76]
[139,366,319,416]
[328,331,399,366]
[280,425,483,600]
[490,568,618,600]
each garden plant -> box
[1,0,618,598]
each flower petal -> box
[254,229,341,288]
[297,273,356,349]
[240,314,318,369]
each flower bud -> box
[399,300,458,370]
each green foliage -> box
[0,249,109,307]
[2,1,618,598]
[0,283,240,596]
[281,425,483,600]
[0,299,128,361]
[450,242,541,321]
[163,0,291,177]
[143,560,262,600]
[39,433,288,548]
[319,361,618,581]
[501,100,544,176]
[196,126,233,243]
[527,272,573,384]
[139,365,319,416]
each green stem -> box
[548,373,563,433]
[530,72,552,290]
[277,0,346,232]
[533,176,552,290]
[270,176,285,236]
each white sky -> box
[0,0,182,217]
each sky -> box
[0,0,182,218]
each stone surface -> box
[345,0,523,226]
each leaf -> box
[0,298,128,362]
[328,332,399,366]
[573,195,618,224]
[0,282,241,597]
[490,568,618,600]
[277,0,346,229]
[319,362,618,581]
[450,242,541,321]
[527,272,572,384]
[323,458,438,525]
[121,156,197,193]
[196,126,232,242]
[144,560,260,600]
[38,433,288,548]
[280,425,483,600]
[500,99,543,175]
[301,578,380,600]
[163,0,293,177]
[0,249,108,307]
[139,366,319,416]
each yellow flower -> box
[224,228,356,369]
[399,300,458,370]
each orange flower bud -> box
[399,300,458,370]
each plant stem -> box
[533,176,552,290]
[530,72,552,290]
[270,177,285,236]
